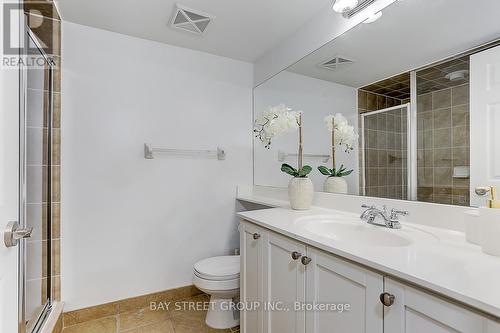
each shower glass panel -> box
[22,30,54,333]
[361,105,410,199]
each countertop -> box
[237,206,500,318]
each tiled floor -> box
[62,295,240,333]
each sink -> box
[294,215,430,248]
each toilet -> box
[192,255,240,329]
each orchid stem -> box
[298,113,303,171]
[331,118,336,171]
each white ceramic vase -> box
[288,177,314,210]
[324,176,348,194]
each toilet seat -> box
[193,273,239,291]
[193,255,240,281]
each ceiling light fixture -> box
[363,10,382,23]
[332,0,359,13]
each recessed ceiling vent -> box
[318,56,354,71]
[171,4,214,35]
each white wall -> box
[253,71,358,194]
[61,22,253,311]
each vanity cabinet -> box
[240,221,383,333]
[384,278,500,333]
[240,220,500,333]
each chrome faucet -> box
[360,205,408,229]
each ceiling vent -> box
[170,4,214,35]
[318,56,354,71]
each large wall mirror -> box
[253,0,500,207]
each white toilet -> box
[193,255,240,329]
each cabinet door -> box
[384,278,494,333]
[306,247,383,333]
[263,231,307,333]
[240,221,266,333]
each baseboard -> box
[62,285,202,329]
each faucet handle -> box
[390,209,409,219]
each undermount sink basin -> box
[294,215,429,248]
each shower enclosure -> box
[360,104,411,200]
[21,27,55,333]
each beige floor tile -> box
[62,316,117,333]
[63,302,119,326]
[120,319,175,333]
[170,295,235,333]
[119,307,170,331]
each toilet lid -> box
[194,255,240,281]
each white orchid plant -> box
[254,104,312,178]
[318,113,358,178]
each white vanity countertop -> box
[237,207,500,318]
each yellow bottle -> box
[487,186,500,208]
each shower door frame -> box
[360,103,413,199]
[19,22,55,333]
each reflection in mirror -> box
[253,0,500,207]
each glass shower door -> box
[360,104,410,200]
[22,29,54,333]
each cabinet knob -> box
[252,233,261,240]
[380,292,395,307]
[291,251,302,260]
[301,256,312,265]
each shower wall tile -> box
[422,130,434,149]
[367,92,378,111]
[377,113,387,130]
[418,167,433,187]
[53,93,61,128]
[377,95,387,109]
[417,111,433,130]
[434,167,453,186]
[452,188,470,205]
[452,104,469,127]
[367,149,378,167]
[433,128,451,148]
[358,90,367,109]
[433,108,451,129]
[378,168,387,186]
[432,89,451,109]
[452,84,469,106]
[376,131,387,149]
[417,187,433,202]
[453,147,469,167]
[417,93,432,112]
[452,126,469,147]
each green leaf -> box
[338,169,353,177]
[298,165,312,177]
[281,163,298,177]
[318,166,332,176]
